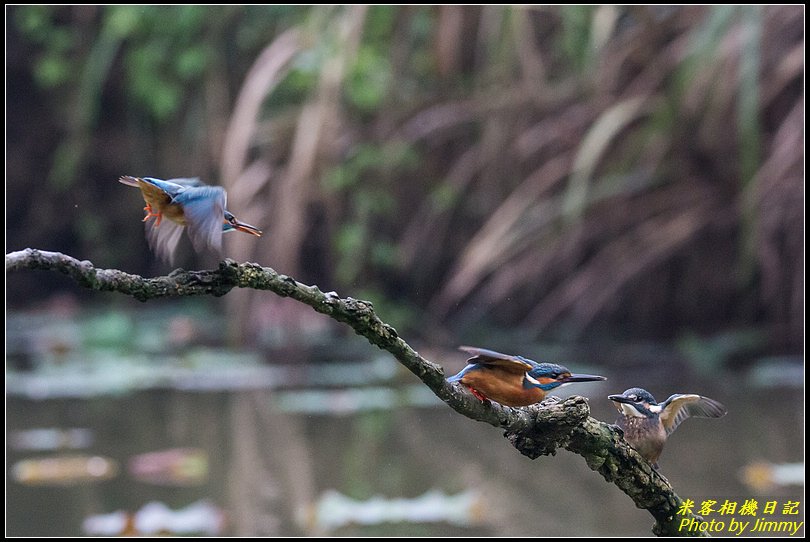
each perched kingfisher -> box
[119,175,262,263]
[448,346,606,407]
[608,388,727,469]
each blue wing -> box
[457,346,537,374]
[174,185,227,254]
[165,177,204,189]
[121,175,236,261]
[447,363,480,383]
[140,177,188,199]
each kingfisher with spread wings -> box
[119,175,262,263]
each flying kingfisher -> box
[120,175,262,263]
[448,346,606,407]
[608,387,727,468]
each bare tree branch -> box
[6,248,707,536]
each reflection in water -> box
[12,455,118,485]
[9,427,94,451]
[4,310,805,536]
[274,385,440,414]
[7,378,805,536]
[128,448,209,486]
[82,500,225,536]
[740,462,805,492]
[308,489,484,533]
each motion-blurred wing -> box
[166,177,204,188]
[175,186,227,254]
[118,175,142,188]
[139,177,187,199]
[119,176,184,207]
[146,219,184,265]
[457,346,535,375]
[659,394,727,435]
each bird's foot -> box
[469,387,489,403]
[142,204,163,226]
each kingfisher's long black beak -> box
[562,373,607,383]
[608,393,634,404]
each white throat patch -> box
[617,402,646,418]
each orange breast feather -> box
[461,367,544,407]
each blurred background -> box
[6,5,804,536]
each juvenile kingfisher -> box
[120,175,262,263]
[608,388,727,469]
[448,346,606,407]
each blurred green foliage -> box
[7,6,803,354]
